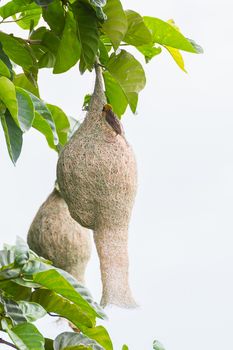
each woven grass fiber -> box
[27,188,92,285]
[57,64,138,307]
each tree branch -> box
[0,338,18,349]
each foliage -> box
[0,0,202,164]
[153,340,166,350]
[0,237,112,350]
[0,238,163,350]
[0,1,200,348]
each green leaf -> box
[0,32,37,70]
[0,1,38,19]
[0,110,23,164]
[73,2,99,73]
[17,301,47,322]
[22,260,50,275]
[160,19,187,72]
[103,71,128,117]
[102,0,127,50]
[106,50,146,113]
[98,39,109,65]
[107,50,146,93]
[0,76,18,126]
[12,0,32,4]
[34,0,54,6]
[28,250,52,266]
[15,237,29,254]
[14,7,42,30]
[56,269,106,320]
[7,322,45,350]
[29,93,59,145]
[124,10,152,46]
[29,27,58,64]
[68,116,80,139]
[153,340,166,350]
[143,17,198,53]
[0,281,31,300]
[0,248,15,268]
[136,44,162,63]
[45,338,54,350]
[0,101,6,116]
[14,278,41,289]
[0,59,11,78]
[33,269,98,323]
[34,0,54,7]
[38,51,56,68]
[165,46,187,72]
[32,111,57,150]
[54,332,104,350]
[127,92,138,114]
[0,266,21,280]
[0,43,13,79]
[2,297,27,325]
[42,0,65,36]
[99,35,112,50]
[23,69,38,89]
[187,38,204,54]
[82,94,92,111]
[31,289,94,329]
[0,1,21,18]
[16,87,35,132]
[46,104,70,146]
[42,30,60,53]
[29,28,58,70]
[14,237,30,266]
[14,73,40,97]
[53,11,81,74]
[88,0,107,21]
[84,326,113,350]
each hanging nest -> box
[27,188,92,285]
[57,64,137,307]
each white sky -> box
[1,0,233,349]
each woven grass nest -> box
[57,64,138,308]
[27,188,92,285]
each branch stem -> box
[48,312,59,317]
[0,338,18,349]
[103,43,129,46]
[25,39,42,45]
[0,16,31,24]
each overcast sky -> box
[1,0,233,349]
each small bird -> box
[102,104,122,135]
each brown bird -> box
[102,104,122,135]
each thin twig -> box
[104,43,129,46]
[0,338,18,349]
[48,312,60,317]
[0,15,33,24]
[97,63,105,68]
[25,39,42,45]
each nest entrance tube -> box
[57,62,138,307]
[94,227,137,308]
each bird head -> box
[102,104,112,115]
